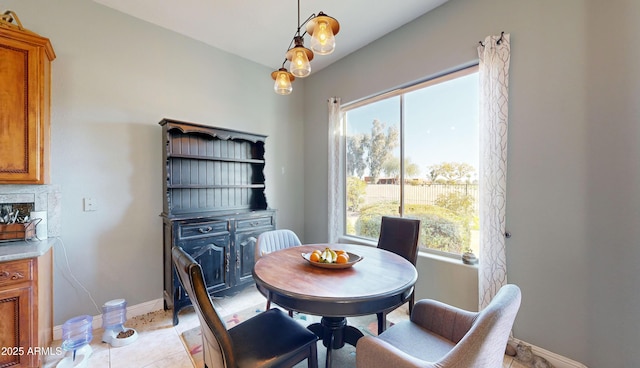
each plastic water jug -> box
[61,315,93,351]
[102,299,127,329]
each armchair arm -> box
[356,336,436,368]
[410,299,477,343]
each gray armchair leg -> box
[377,311,387,335]
[408,293,414,316]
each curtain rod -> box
[478,31,505,47]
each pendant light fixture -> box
[271,0,340,95]
[271,68,295,95]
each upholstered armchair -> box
[356,284,521,368]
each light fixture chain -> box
[297,0,300,33]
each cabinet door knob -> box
[198,226,213,234]
[11,272,24,280]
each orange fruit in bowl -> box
[335,250,346,255]
[336,253,349,264]
[309,251,320,262]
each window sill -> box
[337,235,478,269]
[419,250,479,269]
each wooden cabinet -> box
[159,119,275,325]
[162,211,275,325]
[0,249,53,368]
[0,21,56,184]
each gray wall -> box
[4,0,306,326]
[303,0,640,366]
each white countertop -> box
[0,237,57,262]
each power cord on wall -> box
[55,237,102,315]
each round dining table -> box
[252,243,418,368]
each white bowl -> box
[102,327,138,347]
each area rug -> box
[181,304,384,368]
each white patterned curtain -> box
[327,97,344,243]
[478,33,511,310]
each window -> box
[342,66,479,256]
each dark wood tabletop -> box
[252,243,418,317]
[253,243,418,368]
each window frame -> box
[339,65,479,258]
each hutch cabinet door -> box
[234,214,275,285]
[234,230,260,285]
[177,234,230,294]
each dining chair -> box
[376,216,421,334]
[356,284,522,368]
[172,246,318,368]
[255,229,302,258]
[255,229,302,315]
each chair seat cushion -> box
[228,308,318,367]
[378,320,455,362]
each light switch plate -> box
[83,197,97,211]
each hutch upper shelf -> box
[159,119,269,217]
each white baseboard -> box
[511,338,588,368]
[53,298,165,340]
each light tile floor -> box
[43,285,524,367]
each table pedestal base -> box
[308,317,364,368]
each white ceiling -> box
[92,0,449,74]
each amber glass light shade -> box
[271,68,294,95]
[310,18,335,54]
[307,13,340,55]
[289,48,311,77]
[286,36,314,78]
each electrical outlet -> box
[83,198,97,212]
